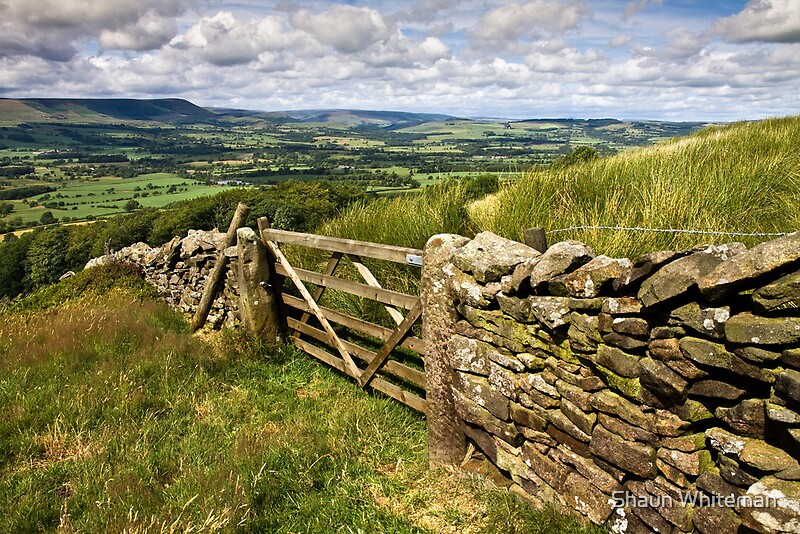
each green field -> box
[3,174,221,224]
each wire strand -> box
[545,226,792,238]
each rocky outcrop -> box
[433,233,800,534]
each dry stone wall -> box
[433,231,800,534]
[86,229,241,329]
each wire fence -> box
[545,226,792,238]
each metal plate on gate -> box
[405,254,423,267]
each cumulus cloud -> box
[714,0,800,43]
[0,0,195,59]
[471,1,590,43]
[289,5,393,53]
[609,35,633,48]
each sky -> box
[0,0,798,120]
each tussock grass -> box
[470,117,800,257]
[0,273,603,533]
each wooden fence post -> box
[524,226,548,253]
[421,233,470,468]
[191,203,250,332]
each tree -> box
[27,227,69,287]
[39,211,58,225]
[124,199,142,212]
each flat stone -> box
[519,372,559,398]
[688,380,747,401]
[644,478,694,532]
[775,369,800,405]
[563,471,614,524]
[726,313,800,345]
[528,240,595,289]
[520,442,569,492]
[650,326,686,339]
[507,257,538,293]
[452,231,540,283]
[741,476,800,534]
[510,402,547,431]
[649,338,709,380]
[614,249,686,292]
[602,297,644,315]
[735,346,783,364]
[595,344,641,378]
[556,379,593,412]
[449,266,491,308]
[602,331,648,350]
[657,458,690,488]
[594,364,646,403]
[455,372,510,420]
[517,389,560,410]
[568,313,603,351]
[719,454,759,487]
[662,432,708,453]
[482,281,502,300]
[515,352,546,371]
[453,390,522,446]
[549,255,632,298]
[697,469,744,499]
[669,302,730,339]
[612,317,650,337]
[753,270,800,313]
[546,424,591,457]
[638,243,746,307]
[568,297,605,311]
[549,446,622,495]
[657,447,713,477]
[598,413,658,445]
[639,356,689,402]
[783,348,800,371]
[680,337,774,383]
[716,399,766,438]
[498,294,572,329]
[488,361,516,399]
[449,335,491,375]
[590,389,656,430]
[560,397,597,436]
[699,232,800,302]
[547,408,592,443]
[709,427,800,473]
[693,506,742,534]
[591,425,657,479]
[767,403,800,424]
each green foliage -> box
[2,261,157,313]
[0,201,12,216]
[0,233,35,298]
[26,226,69,287]
[552,146,599,168]
[38,211,57,225]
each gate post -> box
[236,226,284,344]
[421,234,470,467]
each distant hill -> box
[0,98,217,125]
[211,107,455,128]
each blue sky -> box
[0,1,798,120]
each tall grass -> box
[470,117,800,257]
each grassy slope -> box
[0,265,603,533]
[470,117,800,257]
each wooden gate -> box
[257,218,427,413]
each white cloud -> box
[472,1,590,43]
[99,10,178,51]
[609,35,633,48]
[289,5,393,53]
[714,0,800,43]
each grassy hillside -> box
[470,116,800,257]
[322,116,800,258]
[0,264,603,533]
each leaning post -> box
[191,203,250,332]
[524,226,548,253]
[421,233,470,467]
[235,226,284,344]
